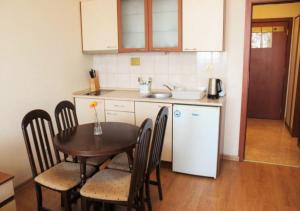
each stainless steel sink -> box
[147,92,171,99]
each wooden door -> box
[248,21,290,120]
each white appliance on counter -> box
[173,104,221,178]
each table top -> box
[53,122,139,158]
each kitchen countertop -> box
[73,89,225,107]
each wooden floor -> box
[245,118,300,167]
[15,160,300,211]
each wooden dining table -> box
[53,122,139,185]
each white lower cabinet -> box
[135,102,173,162]
[0,177,16,211]
[106,111,135,124]
[75,98,105,124]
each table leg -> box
[126,149,134,171]
[80,158,87,186]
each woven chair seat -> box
[34,162,96,191]
[107,153,130,172]
[80,169,131,201]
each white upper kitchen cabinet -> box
[182,0,224,51]
[75,98,106,124]
[135,102,173,162]
[81,0,118,53]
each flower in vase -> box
[89,101,102,135]
[89,101,98,108]
[89,101,99,123]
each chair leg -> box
[81,197,88,211]
[93,202,101,211]
[61,194,65,207]
[35,183,43,211]
[104,203,113,211]
[139,187,145,211]
[62,191,72,211]
[145,176,152,211]
[156,165,163,200]
[127,206,132,211]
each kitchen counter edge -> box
[73,89,225,107]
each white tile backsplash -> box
[94,52,226,90]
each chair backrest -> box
[21,109,61,177]
[147,106,169,174]
[54,100,78,132]
[128,118,153,203]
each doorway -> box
[248,20,290,120]
[239,0,300,167]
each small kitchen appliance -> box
[207,78,223,99]
[173,104,221,178]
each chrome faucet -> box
[163,84,174,91]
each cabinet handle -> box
[107,112,117,116]
[114,105,125,108]
[184,48,197,51]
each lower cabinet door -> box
[135,102,173,162]
[74,98,105,124]
[105,111,135,125]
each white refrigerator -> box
[172,105,220,178]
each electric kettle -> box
[208,78,223,99]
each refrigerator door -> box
[173,105,220,178]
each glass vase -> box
[94,122,102,136]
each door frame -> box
[289,15,300,136]
[238,0,300,161]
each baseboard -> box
[223,154,239,161]
[244,159,300,168]
[160,161,172,169]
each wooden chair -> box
[107,107,169,211]
[145,106,169,211]
[80,118,153,211]
[55,100,109,166]
[21,109,96,211]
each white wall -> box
[0,0,92,186]
[223,0,246,156]
[93,0,246,157]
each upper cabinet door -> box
[118,0,149,52]
[149,0,182,51]
[81,0,118,53]
[183,0,224,52]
